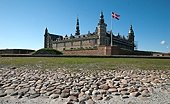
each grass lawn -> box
[0,57,170,71]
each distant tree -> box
[32,48,62,55]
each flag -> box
[112,12,120,20]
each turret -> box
[98,11,105,25]
[44,27,51,48]
[45,27,48,35]
[128,25,135,50]
[75,17,80,36]
[128,25,135,43]
[97,11,107,45]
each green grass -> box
[0,57,170,71]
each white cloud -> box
[160,40,166,45]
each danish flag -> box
[112,12,120,20]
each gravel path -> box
[0,67,170,104]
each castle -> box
[44,12,135,55]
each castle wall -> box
[82,40,91,48]
[63,46,104,55]
[53,38,99,51]
[72,41,81,49]
[63,46,121,55]
[53,39,135,56]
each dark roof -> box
[49,34,63,39]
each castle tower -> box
[128,25,135,43]
[44,28,52,48]
[97,11,107,45]
[128,25,135,50]
[75,17,80,36]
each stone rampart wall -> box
[64,47,102,55]
[63,46,120,55]
[54,39,98,51]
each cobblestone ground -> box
[0,67,170,104]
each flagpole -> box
[111,12,113,46]
[111,12,120,46]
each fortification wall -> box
[63,46,120,55]
[53,38,98,51]
[63,47,102,55]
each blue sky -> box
[0,0,170,52]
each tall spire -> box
[45,27,48,34]
[128,25,135,43]
[99,11,105,25]
[100,11,104,18]
[97,11,108,45]
[97,11,107,29]
[129,25,134,34]
[75,17,80,36]
[44,27,50,48]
